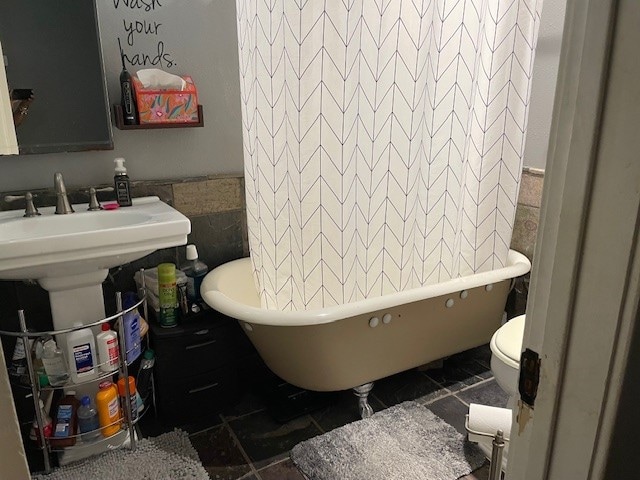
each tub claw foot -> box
[353,382,375,419]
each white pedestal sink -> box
[0,195,190,466]
[0,196,191,330]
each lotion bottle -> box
[122,292,142,363]
[96,323,119,373]
[114,157,132,207]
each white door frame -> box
[507,0,640,478]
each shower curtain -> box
[237,0,542,310]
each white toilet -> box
[490,314,526,408]
[467,314,526,469]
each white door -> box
[507,0,640,478]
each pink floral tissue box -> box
[132,75,199,124]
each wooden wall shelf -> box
[113,104,204,130]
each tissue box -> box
[132,75,199,124]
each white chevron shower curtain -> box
[237,0,542,310]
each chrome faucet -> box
[54,172,74,214]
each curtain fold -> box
[237,0,543,310]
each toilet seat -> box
[490,314,525,369]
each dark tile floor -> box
[182,344,508,480]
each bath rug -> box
[291,401,484,480]
[31,429,209,480]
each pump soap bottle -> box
[114,158,132,207]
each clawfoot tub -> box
[201,251,531,418]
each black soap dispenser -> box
[114,158,132,207]
[118,39,137,125]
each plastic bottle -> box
[41,337,69,387]
[136,349,155,402]
[122,292,142,364]
[29,399,53,446]
[77,395,101,442]
[157,263,178,328]
[50,391,79,448]
[117,376,138,422]
[182,244,209,302]
[96,381,122,437]
[96,323,119,373]
[9,337,33,383]
[114,157,132,207]
[65,322,98,384]
[31,337,49,387]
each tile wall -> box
[0,168,542,321]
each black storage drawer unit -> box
[154,367,239,423]
[149,309,248,424]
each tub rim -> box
[201,249,531,326]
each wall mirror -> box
[0,0,113,155]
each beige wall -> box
[524,0,568,169]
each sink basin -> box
[0,196,191,283]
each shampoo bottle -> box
[114,158,132,207]
[136,349,155,401]
[118,38,137,125]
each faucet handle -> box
[86,186,114,211]
[4,192,40,217]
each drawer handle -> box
[188,382,219,394]
[185,339,217,350]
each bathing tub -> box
[201,251,530,408]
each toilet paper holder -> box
[465,415,508,480]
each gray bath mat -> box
[32,429,209,480]
[291,401,484,480]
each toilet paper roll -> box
[467,403,512,441]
